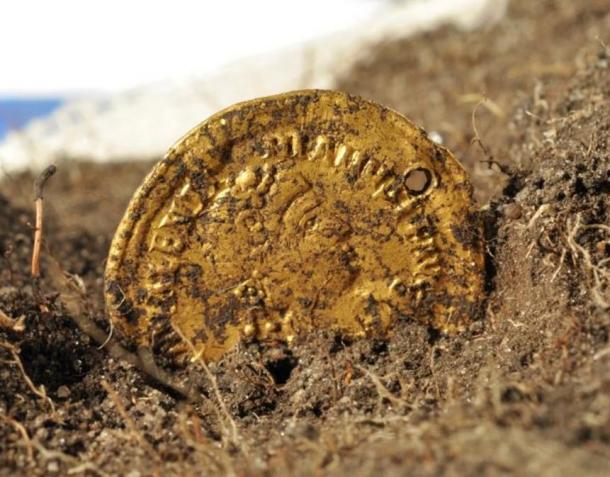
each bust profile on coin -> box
[105,90,484,363]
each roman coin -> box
[105,90,484,363]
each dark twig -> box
[45,254,197,401]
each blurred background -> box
[0,0,503,175]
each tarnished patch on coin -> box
[105,90,484,362]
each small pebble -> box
[596,241,607,254]
[57,385,71,399]
[0,286,18,299]
[469,320,484,335]
[428,131,444,144]
[503,203,522,220]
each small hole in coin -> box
[404,168,432,195]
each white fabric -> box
[0,0,507,177]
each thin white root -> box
[355,365,411,409]
[0,341,55,411]
[527,204,550,229]
[171,323,241,448]
[565,214,609,309]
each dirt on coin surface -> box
[1,1,609,475]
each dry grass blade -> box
[470,97,513,176]
[31,164,56,278]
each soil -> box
[1,1,609,475]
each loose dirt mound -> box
[1,1,609,475]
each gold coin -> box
[105,90,484,363]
